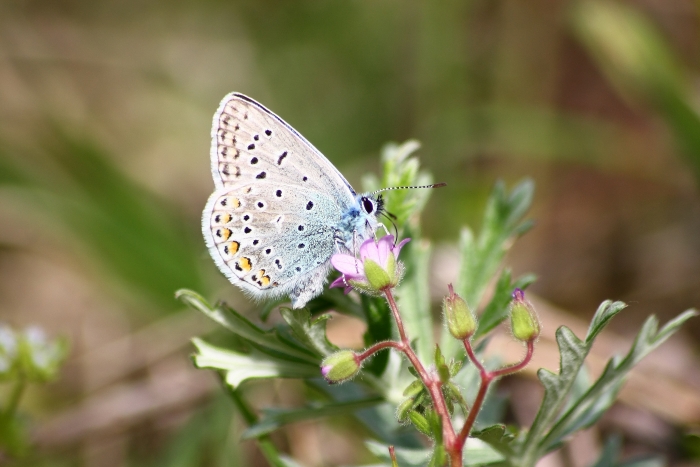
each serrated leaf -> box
[541,309,698,452]
[177,290,317,364]
[510,306,696,467]
[191,338,319,388]
[513,325,589,466]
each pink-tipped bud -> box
[443,284,477,340]
[509,288,540,342]
[320,350,361,383]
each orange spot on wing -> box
[229,241,239,254]
[239,257,251,271]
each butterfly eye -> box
[362,197,374,214]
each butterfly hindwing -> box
[204,93,380,308]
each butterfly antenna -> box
[370,182,446,195]
[379,211,400,242]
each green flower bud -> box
[364,258,394,291]
[443,284,477,340]
[510,288,540,342]
[402,379,425,398]
[408,411,431,437]
[396,398,415,422]
[321,350,361,383]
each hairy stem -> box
[384,289,458,461]
[456,339,535,450]
[358,340,404,361]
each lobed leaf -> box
[510,305,696,467]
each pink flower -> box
[330,235,410,294]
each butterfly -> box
[202,93,384,308]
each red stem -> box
[358,340,404,361]
[383,289,457,451]
[380,287,535,467]
[455,339,535,450]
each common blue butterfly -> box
[202,93,383,308]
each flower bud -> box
[363,257,395,291]
[509,288,540,342]
[320,350,361,383]
[330,236,408,295]
[443,284,477,340]
[396,398,415,422]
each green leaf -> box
[460,179,534,308]
[541,309,698,452]
[191,338,319,388]
[510,306,697,467]
[395,238,434,362]
[474,270,537,339]
[589,434,621,467]
[363,140,436,230]
[408,411,432,437]
[242,396,383,439]
[472,424,515,457]
[586,301,627,344]
[279,308,338,357]
[361,295,393,376]
[403,380,425,398]
[177,289,318,364]
[365,438,505,466]
[442,179,534,358]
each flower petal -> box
[358,238,380,264]
[393,237,411,258]
[330,276,347,289]
[375,235,395,266]
[331,254,364,277]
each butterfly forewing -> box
[211,93,355,200]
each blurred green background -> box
[0,0,699,466]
